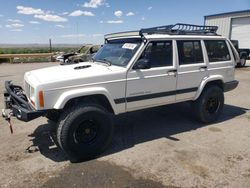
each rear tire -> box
[240,57,246,67]
[192,85,224,123]
[57,103,114,162]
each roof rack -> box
[140,23,218,36]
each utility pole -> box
[49,39,52,62]
[49,39,52,53]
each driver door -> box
[126,40,177,112]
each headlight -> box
[30,86,34,99]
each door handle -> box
[199,66,207,71]
[200,66,207,69]
[167,70,177,76]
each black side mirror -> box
[133,59,151,70]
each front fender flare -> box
[53,87,118,114]
[194,75,224,100]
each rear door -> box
[176,40,208,101]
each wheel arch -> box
[53,87,118,114]
[194,75,224,100]
[240,51,247,59]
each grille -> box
[25,81,30,99]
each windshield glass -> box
[93,39,141,66]
[78,46,89,53]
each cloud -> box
[34,14,68,22]
[0,14,3,17]
[126,12,135,16]
[10,29,23,32]
[141,16,145,21]
[62,12,69,15]
[17,6,44,15]
[107,20,123,24]
[61,34,86,38]
[29,21,40,24]
[100,20,104,23]
[5,23,24,28]
[55,24,65,28]
[16,5,67,23]
[83,0,105,8]
[7,19,22,23]
[69,10,95,17]
[114,10,123,17]
[148,6,152,10]
[0,25,2,28]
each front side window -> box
[138,41,173,67]
[204,40,231,62]
[93,39,141,66]
[177,40,203,65]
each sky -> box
[0,0,249,44]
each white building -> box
[205,10,250,49]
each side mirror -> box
[133,59,151,70]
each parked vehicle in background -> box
[56,45,101,65]
[231,40,250,67]
[2,23,239,162]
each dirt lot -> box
[0,62,250,188]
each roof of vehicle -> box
[105,23,226,41]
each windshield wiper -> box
[95,58,112,66]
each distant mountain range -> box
[0,44,94,48]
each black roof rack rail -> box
[140,23,218,36]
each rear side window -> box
[177,40,204,65]
[204,40,231,62]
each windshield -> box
[78,46,90,53]
[93,39,141,66]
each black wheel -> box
[57,104,114,162]
[45,110,60,122]
[240,57,246,67]
[192,85,224,123]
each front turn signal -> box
[39,91,44,108]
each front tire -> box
[192,85,224,123]
[57,104,114,162]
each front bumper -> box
[223,80,239,92]
[3,81,45,122]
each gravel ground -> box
[0,62,250,188]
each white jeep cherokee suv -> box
[2,23,239,162]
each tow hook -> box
[2,109,14,134]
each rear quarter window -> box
[204,40,231,62]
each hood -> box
[25,62,125,87]
[62,52,77,58]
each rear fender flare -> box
[194,75,224,100]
